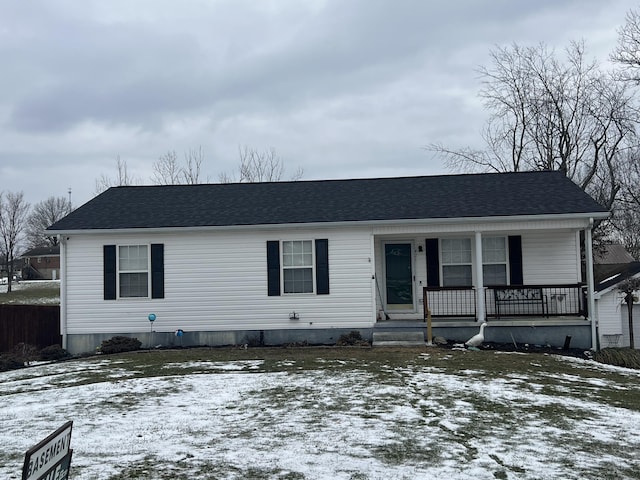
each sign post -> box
[148,313,156,348]
[22,421,73,480]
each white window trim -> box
[439,236,510,287]
[482,236,509,286]
[117,244,151,299]
[440,237,473,287]
[281,240,316,295]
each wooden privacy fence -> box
[0,305,61,353]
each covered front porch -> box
[372,223,598,349]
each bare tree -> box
[95,155,141,194]
[181,147,206,184]
[611,147,640,259]
[430,42,638,213]
[152,147,207,185]
[25,196,72,248]
[0,192,30,293]
[152,150,182,185]
[219,146,303,183]
[618,276,640,349]
[611,9,640,83]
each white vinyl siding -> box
[521,231,580,284]
[63,228,374,335]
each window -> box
[118,245,149,298]
[482,236,507,285]
[282,240,314,293]
[104,244,163,300]
[426,235,521,288]
[266,239,329,296]
[441,238,472,287]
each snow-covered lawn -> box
[1,348,639,479]
[0,280,60,304]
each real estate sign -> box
[22,421,73,480]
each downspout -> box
[59,235,67,350]
[584,219,598,351]
[474,232,485,323]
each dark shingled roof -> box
[596,262,640,292]
[47,171,608,232]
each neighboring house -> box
[594,262,640,349]
[594,243,636,284]
[0,254,22,282]
[20,245,61,280]
[47,171,609,355]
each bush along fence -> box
[0,305,61,353]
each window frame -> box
[440,237,473,287]
[117,244,151,299]
[482,236,509,286]
[281,240,316,294]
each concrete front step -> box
[372,331,426,347]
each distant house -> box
[47,171,609,355]
[594,261,640,349]
[594,243,636,284]
[20,245,61,280]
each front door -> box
[384,243,414,311]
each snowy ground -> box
[1,348,640,479]
[0,280,60,304]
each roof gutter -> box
[47,211,610,236]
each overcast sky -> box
[0,0,637,208]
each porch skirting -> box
[64,319,593,355]
[374,319,592,349]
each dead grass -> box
[594,347,640,369]
[2,347,640,479]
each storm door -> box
[384,243,414,311]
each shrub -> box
[100,336,142,354]
[12,343,39,365]
[336,331,370,347]
[594,348,640,369]
[0,353,24,372]
[40,344,71,361]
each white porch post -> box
[475,231,486,323]
[585,220,598,350]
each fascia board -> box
[47,211,609,236]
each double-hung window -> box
[118,245,149,297]
[441,238,472,287]
[482,236,508,285]
[282,240,314,293]
[266,239,329,296]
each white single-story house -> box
[595,262,640,349]
[47,171,609,354]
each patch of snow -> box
[1,354,639,479]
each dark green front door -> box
[385,243,413,311]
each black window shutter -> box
[103,245,116,300]
[315,239,329,295]
[508,235,523,285]
[425,238,440,287]
[267,241,281,296]
[151,244,164,299]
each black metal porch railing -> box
[423,286,477,318]
[423,284,586,320]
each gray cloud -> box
[0,0,636,207]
